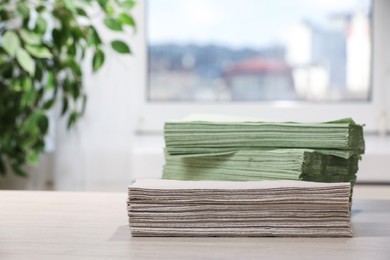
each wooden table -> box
[1,191,390,259]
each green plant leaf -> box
[87,26,102,46]
[36,16,47,33]
[64,58,81,77]
[20,112,39,141]
[67,44,76,55]
[118,0,136,9]
[63,78,72,93]
[104,17,123,31]
[2,31,20,56]
[118,13,136,26]
[67,111,79,129]
[20,133,37,151]
[61,97,69,116]
[36,87,45,104]
[16,49,35,75]
[105,5,114,15]
[34,62,43,81]
[111,40,131,54]
[98,0,109,8]
[36,5,46,12]
[92,48,105,72]
[46,72,55,90]
[63,0,76,11]
[34,139,45,154]
[76,7,87,17]
[20,88,36,108]
[25,45,52,59]
[52,28,66,50]
[22,77,32,90]
[37,113,49,134]
[20,29,42,45]
[69,80,81,100]
[71,27,84,40]
[43,98,56,110]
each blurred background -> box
[1,0,390,191]
[149,0,371,102]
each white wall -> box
[53,3,145,191]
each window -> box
[148,0,372,102]
[132,0,390,132]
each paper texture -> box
[128,179,352,237]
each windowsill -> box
[358,134,390,183]
[131,134,390,183]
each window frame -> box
[131,0,390,133]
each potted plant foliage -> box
[0,0,135,180]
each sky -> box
[148,0,371,49]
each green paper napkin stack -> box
[162,115,365,198]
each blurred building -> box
[287,18,347,99]
[287,10,370,100]
[346,11,371,94]
[223,57,295,100]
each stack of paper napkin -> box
[163,115,364,195]
[128,179,352,237]
[164,115,364,155]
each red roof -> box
[225,57,290,76]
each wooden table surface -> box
[1,191,390,260]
